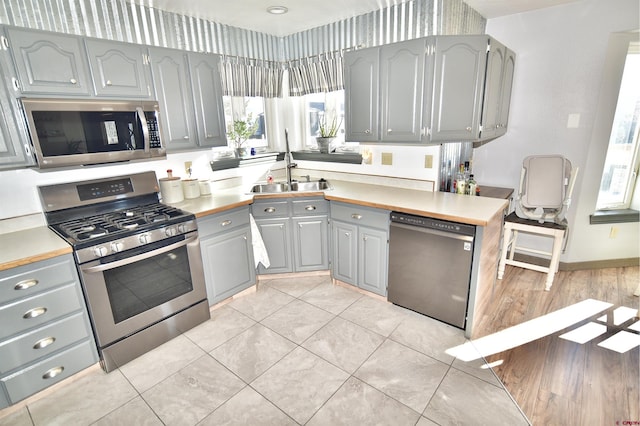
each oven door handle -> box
[80,235,197,273]
[136,106,150,153]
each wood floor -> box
[474,264,639,426]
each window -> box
[302,90,346,149]
[222,96,267,148]
[596,42,640,210]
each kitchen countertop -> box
[0,227,72,271]
[0,180,510,271]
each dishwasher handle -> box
[390,221,474,242]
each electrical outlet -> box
[609,226,618,239]
[381,152,393,166]
[184,161,193,176]
[424,155,433,169]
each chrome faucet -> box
[284,128,297,187]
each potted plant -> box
[316,114,342,154]
[227,114,259,157]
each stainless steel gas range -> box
[38,171,210,372]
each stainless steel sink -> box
[290,180,332,191]
[250,183,290,193]
[250,180,331,193]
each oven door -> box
[78,232,206,348]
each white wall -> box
[474,0,640,262]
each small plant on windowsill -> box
[316,115,343,153]
[227,114,259,157]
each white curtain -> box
[288,51,344,96]
[220,56,284,98]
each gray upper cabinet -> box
[498,47,516,137]
[380,38,427,142]
[84,39,153,98]
[429,35,488,142]
[6,28,91,96]
[149,48,227,151]
[0,32,34,169]
[188,54,227,147]
[149,48,198,151]
[480,38,515,140]
[345,47,379,142]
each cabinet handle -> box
[14,279,38,290]
[23,307,47,319]
[243,236,247,240]
[387,129,392,133]
[220,220,232,227]
[106,80,112,86]
[363,236,368,241]
[466,127,472,132]
[42,366,64,380]
[33,336,56,350]
[69,78,77,84]
[364,129,371,134]
[1,36,8,50]
[304,205,316,211]
[183,136,189,139]
[11,77,20,91]
[264,207,276,213]
[351,214,362,220]
[206,134,213,138]
[344,232,351,236]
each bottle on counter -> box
[467,174,477,196]
[456,163,466,195]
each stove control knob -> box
[94,246,108,257]
[111,242,124,253]
[139,234,150,244]
[165,226,177,237]
[177,223,188,233]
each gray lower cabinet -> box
[0,254,98,409]
[252,197,329,275]
[198,206,256,305]
[330,202,389,296]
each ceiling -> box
[130,0,580,37]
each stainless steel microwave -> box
[21,98,166,169]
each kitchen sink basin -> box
[250,183,290,193]
[250,179,332,193]
[290,180,332,191]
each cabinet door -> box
[85,39,152,98]
[293,216,328,272]
[344,47,379,142]
[331,220,358,285]
[188,53,227,147]
[201,227,256,305]
[0,52,33,169]
[149,48,197,151]
[358,227,388,296]
[380,39,426,142]
[6,28,91,95]
[497,48,515,136]
[479,39,506,140]
[430,36,488,141]
[255,218,292,274]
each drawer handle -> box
[264,207,276,213]
[23,307,47,319]
[106,79,112,86]
[14,279,39,290]
[33,336,56,350]
[351,214,362,220]
[42,366,64,380]
[220,220,232,227]
[305,205,317,211]
[69,78,77,84]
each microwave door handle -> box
[80,236,197,273]
[136,106,150,153]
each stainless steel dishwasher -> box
[388,212,475,329]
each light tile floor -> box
[0,275,530,425]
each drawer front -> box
[0,312,92,374]
[292,198,329,216]
[198,207,250,238]
[0,256,77,305]
[330,202,390,229]
[0,284,84,340]
[2,339,97,404]
[251,200,291,218]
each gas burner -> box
[81,224,96,232]
[76,228,109,240]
